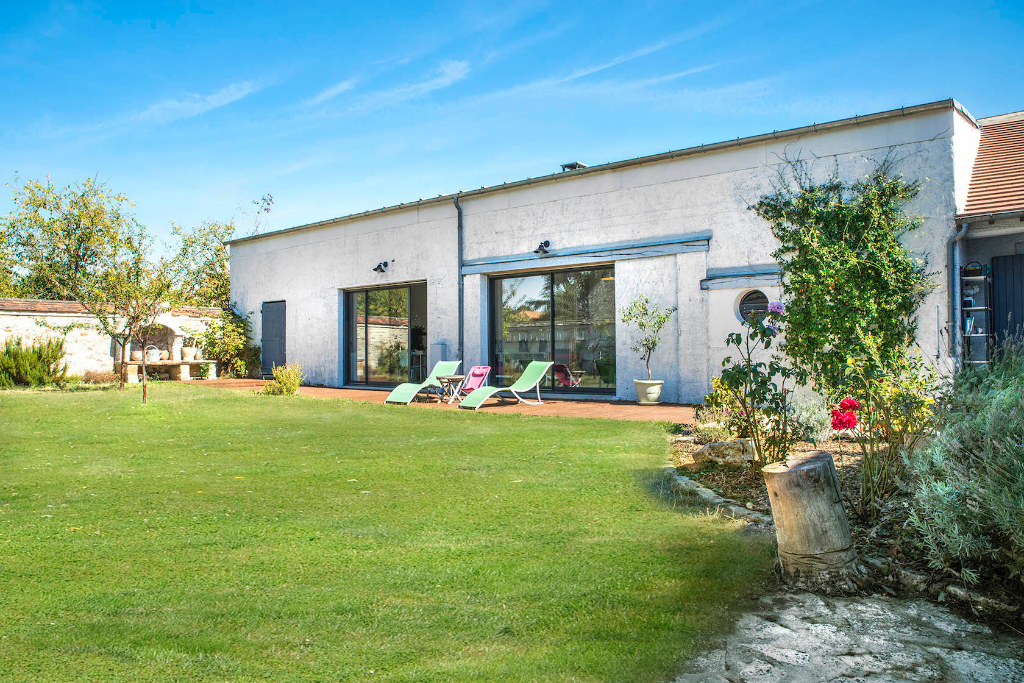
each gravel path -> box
[674,592,1024,682]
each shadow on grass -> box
[636,466,711,515]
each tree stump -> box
[763,452,860,591]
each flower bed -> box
[672,436,1023,621]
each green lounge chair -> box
[383,360,462,405]
[458,361,553,411]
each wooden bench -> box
[115,360,218,382]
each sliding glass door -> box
[346,283,428,385]
[491,266,615,393]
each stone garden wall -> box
[0,299,222,376]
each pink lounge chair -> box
[451,365,490,403]
[553,363,581,388]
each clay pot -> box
[181,347,197,361]
[131,350,144,362]
[160,350,169,360]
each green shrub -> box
[692,423,732,445]
[193,308,262,379]
[907,337,1024,587]
[790,394,833,443]
[0,337,68,388]
[697,377,746,437]
[846,344,940,520]
[262,363,305,395]
[719,301,804,466]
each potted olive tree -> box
[621,294,677,404]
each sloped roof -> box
[228,98,972,247]
[0,298,222,317]
[0,298,89,314]
[962,111,1024,217]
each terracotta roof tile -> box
[0,298,89,314]
[0,298,222,317]
[963,115,1024,216]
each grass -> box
[0,384,772,681]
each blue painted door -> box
[261,301,286,376]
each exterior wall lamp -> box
[373,261,389,273]
[533,241,550,255]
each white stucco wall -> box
[230,104,974,402]
[229,203,460,386]
[953,109,982,215]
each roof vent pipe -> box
[947,222,970,364]
[454,196,465,362]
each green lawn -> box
[0,384,771,682]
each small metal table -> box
[436,374,465,404]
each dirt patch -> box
[673,439,861,516]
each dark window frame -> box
[738,289,769,322]
[489,266,616,395]
[345,282,427,387]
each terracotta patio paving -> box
[197,378,696,424]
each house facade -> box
[228,99,1024,403]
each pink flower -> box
[767,301,786,315]
[839,397,861,411]
[831,410,858,431]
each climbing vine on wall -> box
[750,157,933,396]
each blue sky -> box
[3,1,1022,239]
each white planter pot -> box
[130,350,144,362]
[181,347,197,361]
[633,379,664,405]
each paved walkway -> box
[674,592,1024,682]
[197,378,696,423]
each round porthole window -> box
[738,290,769,322]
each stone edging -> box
[663,465,773,525]
[860,557,1020,617]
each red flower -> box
[831,410,858,431]
[839,397,861,411]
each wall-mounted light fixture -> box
[533,240,550,255]
[373,261,389,273]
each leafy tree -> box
[124,244,184,404]
[751,158,932,396]
[2,176,134,300]
[4,175,197,399]
[173,220,234,309]
[620,294,676,380]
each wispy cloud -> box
[560,16,734,84]
[34,80,263,143]
[454,11,740,111]
[483,20,575,65]
[303,78,358,107]
[128,81,260,125]
[346,60,470,116]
